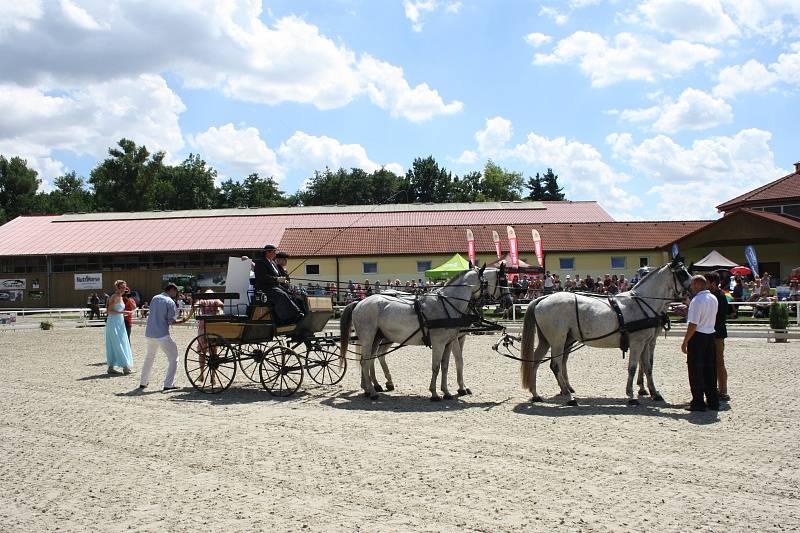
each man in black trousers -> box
[705,271,730,402]
[681,275,720,412]
[253,245,303,325]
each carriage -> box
[184,292,346,397]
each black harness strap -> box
[608,296,629,355]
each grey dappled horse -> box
[520,258,691,405]
[340,266,501,400]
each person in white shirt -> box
[543,271,554,295]
[681,275,720,411]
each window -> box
[305,264,320,275]
[611,257,626,269]
[559,258,575,270]
[363,262,378,274]
[639,257,649,268]
[417,261,432,272]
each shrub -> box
[769,302,789,330]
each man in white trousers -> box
[139,283,188,391]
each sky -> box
[1,0,799,221]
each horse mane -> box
[443,268,473,287]
[631,264,668,292]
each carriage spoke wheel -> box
[184,333,237,394]
[259,345,304,397]
[238,341,276,383]
[304,344,346,386]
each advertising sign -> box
[491,230,502,259]
[74,273,103,290]
[466,229,477,266]
[531,229,544,267]
[0,279,26,290]
[0,290,23,302]
[744,245,759,277]
[196,272,227,288]
[506,226,519,270]
[671,243,680,259]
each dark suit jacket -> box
[254,259,281,293]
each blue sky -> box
[1,0,799,220]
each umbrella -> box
[730,266,751,276]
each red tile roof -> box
[278,221,711,257]
[0,202,614,256]
[675,208,800,245]
[717,169,800,212]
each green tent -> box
[425,253,471,280]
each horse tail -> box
[520,298,540,390]
[339,301,357,368]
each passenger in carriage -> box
[252,245,304,326]
[276,250,307,312]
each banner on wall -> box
[506,226,519,271]
[74,273,102,290]
[466,229,477,266]
[491,230,502,259]
[196,272,227,288]
[744,245,759,277]
[531,229,544,268]
[0,279,26,290]
[0,290,23,302]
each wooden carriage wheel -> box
[304,344,346,386]
[238,341,279,383]
[184,333,237,394]
[259,345,304,397]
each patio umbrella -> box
[730,266,752,276]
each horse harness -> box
[574,292,671,357]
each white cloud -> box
[403,0,462,32]
[618,88,733,133]
[0,1,42,34]
[533,32,719,87]
[358,55,463,122]
[0,3,461,122]
[712,44,800,98]
[719,0,800,40]
[608,128,785,218]
[0,74,185,163]
[278,131,400,175]
[539,6,568,25]
[638,0,739,43]
[189,123,282,180]
[524,32,552,48]
[457,117,642,217]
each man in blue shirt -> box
[139,283,188,391]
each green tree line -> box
[0,138,566,225]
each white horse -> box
[340,266,502,400]
[520,258,691,405]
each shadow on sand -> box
[512,396,723,424]
[320,390,503,413]
[163,386,312,405]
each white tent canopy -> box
[692,250,739,270]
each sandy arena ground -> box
[1,325,798,532]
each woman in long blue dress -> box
[105,279,133,375]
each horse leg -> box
[626,346,640,405]
[562,351,576,394]
[637,363,647,396]
[429,343,445,401]
[553,339,577,406]
[454,336,471,396]
[529,332,550,402]
[377,348,395,392]
[643,339,663,401]
[440,340,453,400]
[370,337,387,392]
[358,332,378,400]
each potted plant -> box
[769,302,789,343]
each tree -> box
[542,168,565,200]
[46,171,94,213]
[526,168,565,200]
[89,138,166,212]
[216,179,248,208]
[451,171,482,202]
[242,173,285,207]
[481,160,524,201]
[405,156,452,203]
[161,153,217,210]
[0,155,41,224]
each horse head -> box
[667,255,692,298]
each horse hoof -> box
[464,388,472,395]
[374,384,384,392]
[652,393,664,402]
[370,393,379,401]
[363,391,371,398]
[566,399,579,406]
[443,393,454,400]
[628,398,640,406]
[430,395,442,402]
[385,383,395,392]
[638,390,649,397]
[531,395,544,403]
[568,387,575,394]
[457,388,468,396]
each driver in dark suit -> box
[253,245,303,325]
